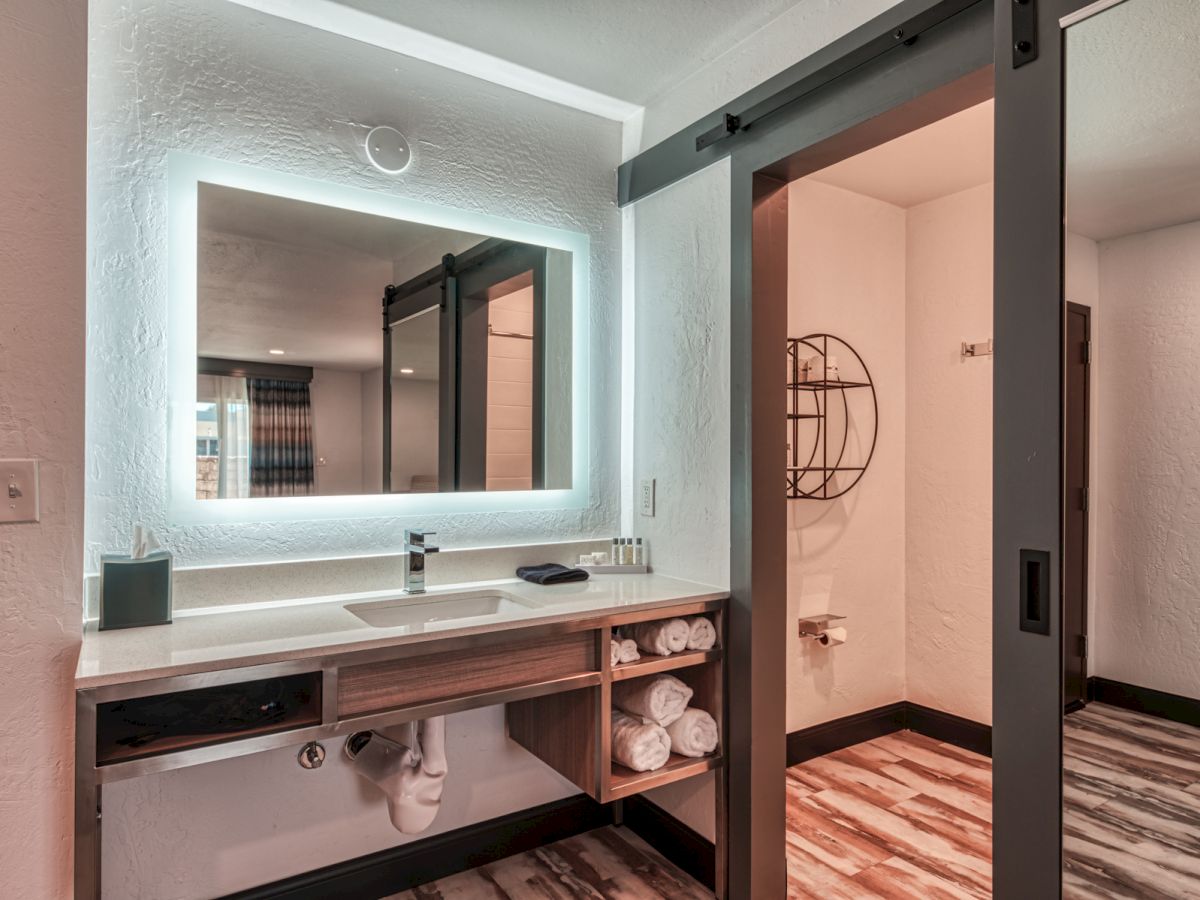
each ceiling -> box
[806,100,994,209]
[1065,0,1200,241]
[198,184,482,263]
[330,0,799,108]
[197,184,482,371]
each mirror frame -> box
[167,153,590,524]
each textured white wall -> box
[904,183,994,724]
[785,180,908,731]
[102,708,580,898]
[87,0,621,571]
[631,163,732,590]
[630,162,731,840]
[0,2,86,898]
[1092,221,1200,698]
[86,1,621,894]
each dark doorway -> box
[1063,302,1090,712]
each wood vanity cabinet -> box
[75,595,727,899]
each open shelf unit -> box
[786,333,878,500]
[611,647,722,681]
[507,601,725,805]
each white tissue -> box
[130,524,161,560]
[819,626,848,646]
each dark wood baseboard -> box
[1088,676,1200,729]
[787,701,991,766]
[224,794,610,900]
[786,702,908,766]
[622,795,716,890]
[905,702,992,757]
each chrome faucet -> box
[403,529,439,594]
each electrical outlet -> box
[1,459,39,524]
[639,478,655,517]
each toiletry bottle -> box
[620,538,631,565]
[633,538,644,566]
[611,537,620,566]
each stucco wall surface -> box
[632,162,732,591]
[904,182,993,724]
[86,0,621,572]
[630,162,731,841]
[1092,220,1200,699]
[0,2,87,898]
[786,179,908,731]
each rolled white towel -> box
[611,711,671,772]
[628,618,689,656]
[617,638,640,664]
[613,674,693,727]
[610,639,621,668]
[685,616,717,651]
[665,708,719,758]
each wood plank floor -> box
[1063,702,1200,899]
[389,708,1200,898]
[385,826,712,900]
[785,729,993,899]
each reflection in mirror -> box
[1063,1,1200,894]
[195,184,571,499]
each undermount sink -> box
[344,590,540,629]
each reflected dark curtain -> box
[248,378,314,497]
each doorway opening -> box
[752,77,996,897]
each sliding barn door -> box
[992,1,1092,896]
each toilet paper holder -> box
[798,614,846,641]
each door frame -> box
[1063,301,1091,713]
[621,2,994,896]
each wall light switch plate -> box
[639,478,655,517]
[2,459,40,524]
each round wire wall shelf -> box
[786,333,878,500]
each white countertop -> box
[75,574,729,689]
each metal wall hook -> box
[961,339,993,358]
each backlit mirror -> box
[1062,0,1200,894]
[192,181,573,499]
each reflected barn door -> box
[1064,302,1090,712]
[454,241,547,492]
[993,0,1095,897]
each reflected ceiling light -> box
[399,367,415,375]
[365,126,412,175]
[268,349,286,355]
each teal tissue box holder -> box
[99,551,173,630]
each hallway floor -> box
[785,730,992,898]
[1063,702,1200,899]
[386,826,711,900]
[392,706,1200,898]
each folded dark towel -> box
[516,563,589,585]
